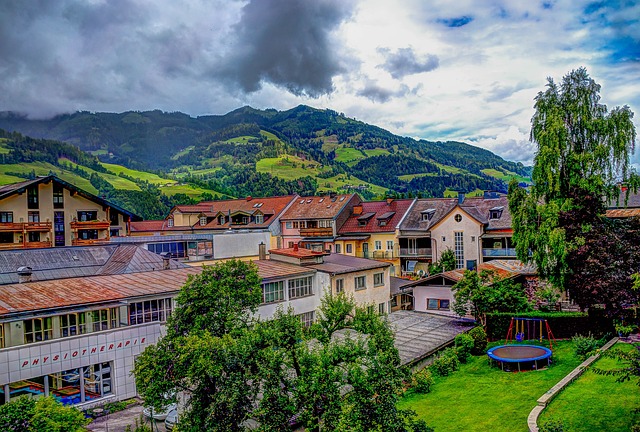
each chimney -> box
[293,243,299,252]
[386,198,393,205]
[353,205,363,215]
[258,242,266,260]
[17,266,33,283]
[246,196,252,201]
[458,192,465,205]
[160,252,171,270]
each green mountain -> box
[0,105,531,214]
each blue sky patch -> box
[437,16,473,27]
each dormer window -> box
[255,214,264,224]
[421,209,436,221]
[489,206,504,219]
[218,215,226,225]
[199,216,207,226]
[167,218,174,228]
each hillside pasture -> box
[334,147,367,165]
[101,162,176,186]
[482,168,530,184]
[0,162,97,193]
[256,155,327,180]
[58,158,140,191]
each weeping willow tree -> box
[509,67,637,294]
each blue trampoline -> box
[487,344,552,372]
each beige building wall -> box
[328,266,391,312]
[430,208,483,268]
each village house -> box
[0,175,140,250]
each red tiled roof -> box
[130,220,168,232]
[339,199,414,234]
[198,195,296,230]
[280,194,358,220]
[268,247,327,258]
[253,259,316,281]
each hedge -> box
[485,311,615,340]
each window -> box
[378,220,387,226]
[319,220,332,228]
[28,211,40,223]
[0,212,13,223]
[92,309,116,332]
[378,302,386,314]
[293,221,300,229]
[346,244,353,254]
[0,323,4,348]
[53,183,64,208]
[354,276,366,290]
[167,218,174,227]
[335,244,342,254]
[471,236,476,242]
[148,241,187,258]
[421,209,435,221]
[24,317,53,343]
[28,232,40,242]
[374,272,384,286]
[367,305,374,314]
[454,214,462,223]
[78,229,99,240]
[27,185,38,209]
[285,221,292,229]
[298,311,315,328]
[199,216,207,226]
[454,232,464,269]
[427,299,450,310]
[77,211,97,221]
[262,281,284,304]
[386,240,394,250]
[375,240,382,250]
[288,276,313,299]
[129,298,173,325]
[255,214,264,224]
[109,211,119,226]
[335,278,344,293]
[288,241,294,248]
[60,312,87,337]
[489,207,504,220]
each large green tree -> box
[509,67,637,293]
[0,396,89,432]
[134,260,430,432]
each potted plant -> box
[615,322,636,338]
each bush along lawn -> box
[538,342,640,432]
[398,339,583,432]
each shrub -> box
[572,333,601,358]
[430,348,460,377]
[413,369,435,393]
[467,326,487,355]
[539,419,565,432]
[454,333,474,363]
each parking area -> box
[87,403,168,432]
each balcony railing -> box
[0,240,52,250]
[70,221,111,230]
[72,238,111,246]
[299,227,333,238]
[399,248,432,257]
[482,248,517,257]
[356,250,399,260]
[0,222,52,232]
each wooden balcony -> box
[72,238,111,246]
[299,227,333,238]
[70,221,111,231]
[0,222,52,232]
[0,240,52,250]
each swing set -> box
[505,317,556,349]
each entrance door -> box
[54,211,65,247]
[408,238,417,255]
[362,242,369,258]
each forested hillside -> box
[0,105,531,216]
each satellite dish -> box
[416,269,426,277]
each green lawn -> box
[334,147,367,165]
[100,162,176,186]
[171,145,195,160]
[58,158,140,191]
[539,342,640,431]
[399,341,583,432]
[482,168,530,184]
[444,188,485,198]
[0,162,98,193]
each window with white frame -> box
[129,298,173,325]
[28,211,40,223]
[288,276,313,299]
[293,221,300,229]
[373,272,384,286]
[355,275,366,290]
[375,240,382,250]
[387,240,394,250]
[335,278,344,293]
[255,214,264,224]
[92,308,119,332]
[298,311,315,328]
[454,232,464,269]
[60,312,87,337]
[0,212,13,223]
[24,317,53,343]
[199,216,207,226]
[378,302,385,314]
[346,244,353,254]
[167,218,174,227]
[262,281,284,304]
[335,244,342,254]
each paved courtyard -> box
[388,310,472,365]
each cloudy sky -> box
[1,0,639,166]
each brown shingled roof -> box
[339,199,413,234]
[280,194,358,220]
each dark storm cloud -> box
[376,47,439,79]
[221,0,356,97]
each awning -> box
[335,235,371,241]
